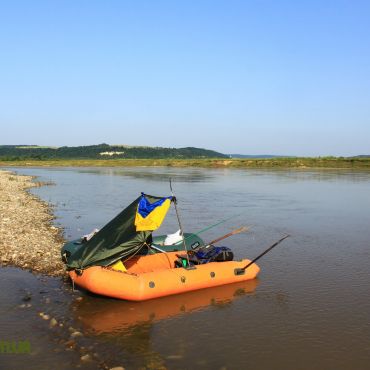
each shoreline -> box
[0,171,125,369]
[0,170,65,276]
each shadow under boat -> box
[73,278,259,335]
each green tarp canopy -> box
[66,194,165,271]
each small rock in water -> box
[22,294,32,302]
[65,340,76,349]
[49,318,58,327]
[70,331,83,338]
[39,312,50,320]
[80,354,91,362]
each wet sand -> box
[0,170,65,276]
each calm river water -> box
[1,167,370,370]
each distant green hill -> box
[0,144,227,160]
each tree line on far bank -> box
[0,144,228,160]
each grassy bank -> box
[1,157,370,169]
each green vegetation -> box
[1,157,370,169]
[15,146,58,149]
[0,144,227,160]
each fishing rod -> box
[205,226,249,247]
[235,234,290,275]
[169,178,191,267]
[166,211,245,247]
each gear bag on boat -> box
[194,245,234,263]
[176,245,234,267]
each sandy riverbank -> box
[0,170,65,276]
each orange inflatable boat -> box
[70,251,260,301]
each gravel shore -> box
[0,170,65,276]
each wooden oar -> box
[205,226,249,248]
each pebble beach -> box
[0,170,65,276]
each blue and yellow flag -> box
[134,193,172,231]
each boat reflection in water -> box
[73,279,259,335]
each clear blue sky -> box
[1,0,369,156]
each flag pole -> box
[169,178,191,268]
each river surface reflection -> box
[1,166,370,369]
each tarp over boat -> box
[66,194,172,270]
